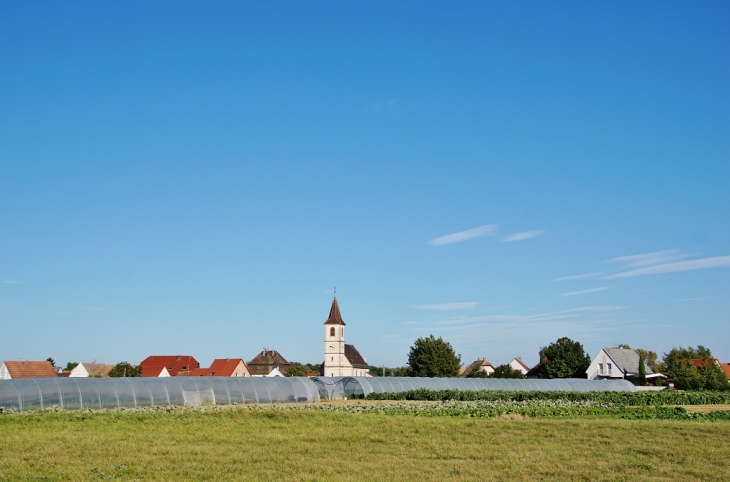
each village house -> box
[0,360,57,380]
[190,358,250,377]
[587,347,662,385]
[508,357,530,375]
[248,349,291,377]
[322,296,370,377]
[460,358,495,377]
[69,362,114,378]
[140,355,200,377]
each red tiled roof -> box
[324,297,346,325]
[719,363,730,379]
[691,358,720,368]
[190,358,248,377]
[140,355,199,377]
[2,361,57,379]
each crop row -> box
[3,400,730,420]
[364,388,730,405]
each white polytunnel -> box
[313,376,637,399]
[0,377,320,412]
[0,376,635,412]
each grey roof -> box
[604,348,654,376]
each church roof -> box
[345,344,368,369]
[324,297,346,325]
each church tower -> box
[323,296,346,377]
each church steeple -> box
[324,296,346,325]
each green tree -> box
[406,335,461,377]
[538,337,591,379]
[663,346,725,390]
[635,348,663,373]
[108,362,142,378]
[697,360,729,391]
[285,362,322,377]
[638,357,647,386]
[65,362,79,371]
[286,362,308,377]
[368,366,408,377]
[492,364,526,379]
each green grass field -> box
[1,406,729,481]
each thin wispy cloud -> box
[429,224,497,246]
[563,305,625,312]
[415,302,478,311]
[606,256,730,279]
[677,297,710,302]
[503,230,545,242]
[1,280,27,284]
[562,287,610,296]
[606,249,687,268]
[554,273,601,281]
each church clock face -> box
[329,345,334,350]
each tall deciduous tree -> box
[663,346,727,390]
[538,337,591,379]
[407,335,461,377]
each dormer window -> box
[182,366,187,370]
[168,365,173,370]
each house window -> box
[607,363,612,375]
[599,363,603,374]
[330,327,335,337]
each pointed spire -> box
[324,296,346,325]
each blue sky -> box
[1,2,729,369]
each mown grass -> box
[1,407,729,481]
